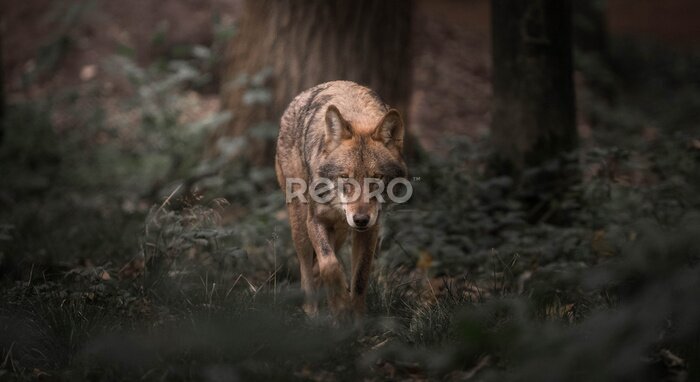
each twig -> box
[225,273,244,299]
[155,184,182,216]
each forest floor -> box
[2,1,700,381]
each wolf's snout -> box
[352,214,370,228]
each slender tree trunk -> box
[573,0,608,56]
[490,0,577,174]
[573,0,615,101]
[212,0,414,166]
[0,20,5,146]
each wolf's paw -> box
[303,302,319,318]
[328,292,352,323]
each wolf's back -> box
[276,81,388,181]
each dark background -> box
[1,0,699,380]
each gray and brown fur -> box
[275,81,407,319]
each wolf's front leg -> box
[306,216,350,318]
[287,200,318,317]
[350,227,379,319]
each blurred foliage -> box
[20,0,97,87]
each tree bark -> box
[490,0,577,173]
[573,0,608,56]
[0,20,5,146]
[572,0,615,101]
[213,0,414,166]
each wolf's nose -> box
[353,214,370,228]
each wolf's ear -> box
[373,109,404,151]
[325,105,352,149]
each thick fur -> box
[275,81,407,319]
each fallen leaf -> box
[592,230,615,257]
[416,250,433,270]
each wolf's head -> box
[316,105,408,231]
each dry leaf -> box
[416,250,433,270]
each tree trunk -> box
[213,0,414,166]
[573,0,615,101]
[490,0,577,174]
[0,20,5,146]
[573,0,608,56]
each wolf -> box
[275,81,407,319]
